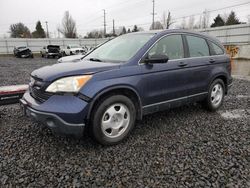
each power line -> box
[172,1,250,21]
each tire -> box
[90,95,136,145]
[203,79,225,112]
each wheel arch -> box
[209,74,228,94]
[86,85,143,121]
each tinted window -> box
[148,35,184,60]
[210,41,224,55]
[186,35,209,57]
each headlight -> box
[46,75,92,93]
[57,58,62,63]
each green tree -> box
[132,25,139,32]
[225,11,240,25]
[9,22,31,38]
[211,14,225,27]
[32,21,46,38]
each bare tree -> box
[201,9,210,28]
[188,15,195,29]
[9,22,31,38]
[247,15,250,23]
[150,21,164,30]
[59,11,77,38]
[181,18,187,29]
[162,11,174,29]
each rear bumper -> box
[227,77,233,92]
[20,91,89,138]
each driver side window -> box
[148,35,184,60]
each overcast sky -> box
[0,0,249,37]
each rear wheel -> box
[203,79,225,111]
[90,95,136,145]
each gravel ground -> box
[0,57,250,187]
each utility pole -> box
[103,9,107,37]
[45,21,49,38]
[112,19,115,36]
[151,0,156,30]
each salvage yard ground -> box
[0,57,249,187]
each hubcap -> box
[101,103,130,138]
[211,83,223,107]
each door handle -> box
[178,62,188,67]
[209,59,216,63]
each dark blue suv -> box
[20,30,232,145]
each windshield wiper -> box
[89,58,102,62]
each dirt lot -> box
[0,57,250,187]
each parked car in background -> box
[20,30,232,145]
[40,45,61,58]
[61,45,86,56]
[13,46,33,58]
[57,54,84,63]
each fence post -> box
[26,39,29,47]
[248,24,250,44]
[79,38,81,46]
[5,39,9,54]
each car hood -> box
[31,60,120,82]
[58,55,84,63]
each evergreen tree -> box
[121,26,127,35]
[211,14,225,27]
[127,28,131,33]
[225,11,240,25]
[132,25,139,32]
[32,21,46,38]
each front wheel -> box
[203,79,225,111]
[90,95,136,145]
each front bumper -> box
[47,53,61,57]
[20,91,89,138]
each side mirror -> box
[144,54,169,64]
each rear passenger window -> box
[148,35,184,60]
[186,35,209,57]
[210,42,224,55]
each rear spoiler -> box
[0,85,28,105]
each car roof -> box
[130,29,221,45]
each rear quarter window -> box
[209,41,224,55]
[186,35,210,57]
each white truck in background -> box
[61,45,86,56]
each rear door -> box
[140,34,189,113]
[183,34,212,98]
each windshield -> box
[84,33,154,62]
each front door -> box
[140,34,189,114]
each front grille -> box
[30,86,52,103]
[29,77,52,103]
